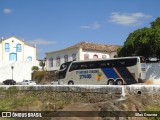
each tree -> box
[118,17,160,60]
[39,61,45,71]
[32,66,39,72]
[151,17,160,28]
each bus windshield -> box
[58,61,72,79]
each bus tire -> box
[68,81,74,85]
[107,79,115,85]
[115,79,123,85]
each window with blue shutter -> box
[16,44,21,52]
[27,56,32,61]
[5,43,10,52]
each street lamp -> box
[11,66,14,80]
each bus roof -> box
[69,56,142,63]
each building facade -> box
[46,42,121,71]
[0,36,36,62]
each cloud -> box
[81,22,101,29]
[3,8,12,14]
[109,12,151,26]
[81,25,91,29]
[29,39,57,45]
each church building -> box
[0,36,36,62]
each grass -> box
[0,88,113,112]
[1,87,160,120]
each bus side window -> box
[125,58,137,66]
[111,60,117,67]
[69,63,79,72]
[118,59,126,67]
[80,63,88,69]
[100,62,107,68]
[106,62,110,66]
[97,61,107,68]
[88,62,96,69]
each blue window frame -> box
[27,56,32,61]
[9,53,17,61]
[16,44,21,52]
[5,43,10,52]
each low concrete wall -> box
[0,85,123,93]
[1,85,160,96]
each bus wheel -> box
[116,79,123,85]
[68,81,74,85]
[107,79,115,85]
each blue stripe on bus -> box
[102,68,119,79]
[115,67,137,84]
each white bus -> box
[56,56,146,85]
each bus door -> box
[68,62,82,84]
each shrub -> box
[31,66,39,72]
[32,71,46,83]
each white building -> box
[46,42,121,71]
[0,36,36,62]
[0,36,38,83]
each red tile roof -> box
[46,42,121,54]
[67,42,121,52]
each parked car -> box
[21,80,36,85]
[3,79,16,85]
[51,80,59,85]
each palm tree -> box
[39,61,45,71]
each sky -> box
[0,0,159,59]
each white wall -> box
[24,45,36,61]
[0,37,36,62]
[81,50,110,60]
[46,48,118,71]
[2,37,23,61]
[46,48,79,71]
[0,43,2,61]
[0,61,40,83]
[146,63,160,81]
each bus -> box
[56,56,146,85]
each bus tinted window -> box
[80,63,88,69]
[69,58,137,72]
[115,58,137,67]
[60,62,72,70]
[119,61,126,66]
[88,62,97,69]
[58,62,72,79]
[98,62,107,68]
[121,58,137,67]
[69,62,80,71]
